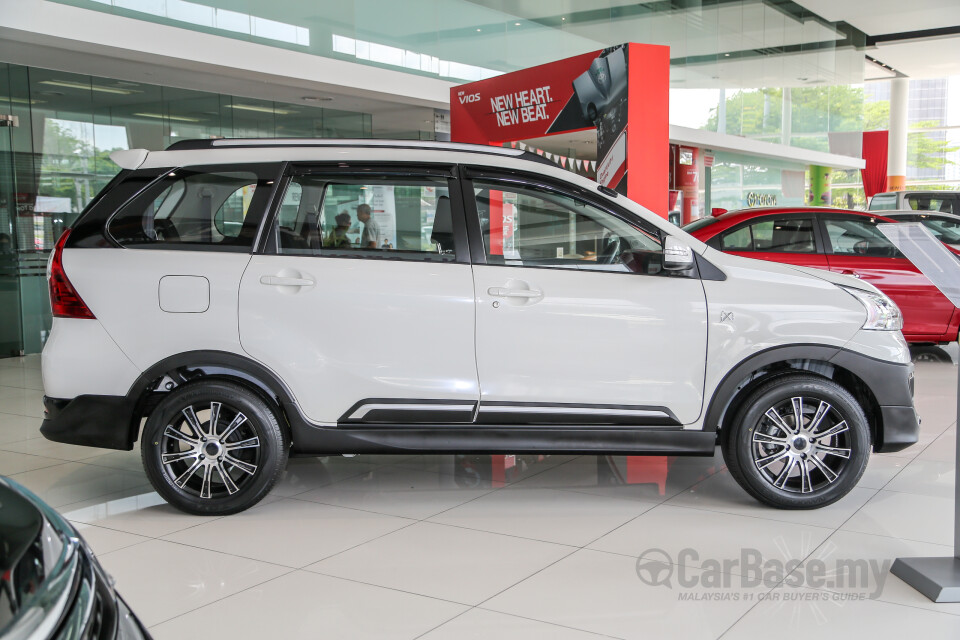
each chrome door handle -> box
[488,287,543,298]
[260,275,315,287]
[841,270,862,279]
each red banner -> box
[450,43,669,218]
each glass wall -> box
[0,62,371,356]
[709,152,808,212]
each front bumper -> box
[40,395,136,451]
[830,349,918,453]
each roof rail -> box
[163,138,556,166]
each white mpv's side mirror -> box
[663,236,694,271]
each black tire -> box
[720,374,870,509]
[141,380,288,515]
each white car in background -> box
[40,139,917,515]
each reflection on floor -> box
[2,348,959,639]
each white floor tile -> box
[162,498,412,568]
[841,490,955,546]
[9,461,151,507]
[588,504,832,577]
[883,458,955,498]
[665,470,877,529]
[484,548,768,640]
[71,522,151,555]
[0,449,70,475]
[421,608,610,640]
[308,521,573,605]
[98,539,291,627]
[270,456,380,497]
[430,487,655,546]
[149,570,466,640]
[63,490,224,538]
[0,411,43,444]
[798,529,960,616]
[723,585,960,640]
[295,465,492,519]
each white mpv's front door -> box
[468,179,708,426]
[239,168,479,425]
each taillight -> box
[50,229,95,319]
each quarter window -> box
[720,218,816,253]
[472,180,664,274]
[274,174,457,262]
[108,164,278,250]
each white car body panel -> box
[238,256,479,424]
[42,317,142,398]
[60,249,251,375]
[472,264,708,424]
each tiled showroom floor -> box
[2,349,960,639]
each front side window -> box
[108,164,279,250]
[720,217,816,253]
[472,180,664,274]
[824,217,901,258]
[274,174,456,262]
[906,194,954,213]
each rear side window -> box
[720,217,816,253]
[273,173,458,262]
[905,193,955,214]
[868,193,898,210]
[108,164,280,251]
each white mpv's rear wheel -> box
[141,381,288,515]
[721,375,870,509]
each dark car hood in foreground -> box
[0,477,151,640]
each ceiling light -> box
[39,80,138,95]
[0,96,44,105]
[514,22,521,26]
[301,96,333,102]
[724,53,730,57]
[227,104,296,115]
[476,28,482,32]
[133,112,202,123]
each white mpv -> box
[40,139,918,514]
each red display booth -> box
[449,43,670,218]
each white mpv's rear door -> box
[238,165,479,425]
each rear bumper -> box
[40,395,136,451]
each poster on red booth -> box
[452,44,631,194]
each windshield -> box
[682,217,719,234]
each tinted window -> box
[472,180,664,274]
[906,194,954,214]
[824,217,901,258]
[720,217,816,253]
[917,215,960,244]
[275,174,456,262]
[108,164,279,250]
[868,193,898,211]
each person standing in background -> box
[357,203,381,249]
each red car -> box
[685,207,960,344]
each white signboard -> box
[369,185,397,249]
[878,222,960,308]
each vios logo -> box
[458,91,481,104]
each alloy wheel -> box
[750,396,852,494]
[159,401,262,499]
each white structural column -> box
[781,87,792,145]
[888,77,909,191]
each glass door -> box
[0,113,24,357]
